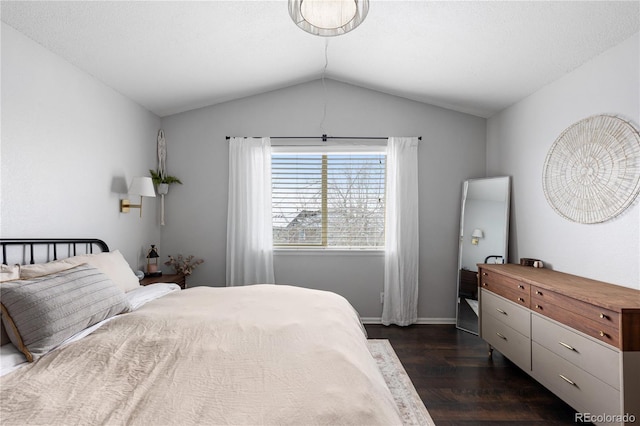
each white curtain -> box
[226,137,275,286]
[382,137,419,326]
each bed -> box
[0,239,402,425]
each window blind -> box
[272,151,386,247]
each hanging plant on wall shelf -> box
[154,129,181,226]
[149,169,182,195]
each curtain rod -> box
[225,134,422,141]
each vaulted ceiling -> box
[2,1,638,118]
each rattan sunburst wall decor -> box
[542,114,640,224]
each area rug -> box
[367,339,435,426]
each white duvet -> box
[0,285,401,425]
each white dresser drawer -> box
[532,313,620,390]
[482,289,531,337]
[482,313,531,372]
[532,342,621,420]
[478,265,640,423]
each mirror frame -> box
[455,176,511,334]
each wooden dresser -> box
[478,264,640,425]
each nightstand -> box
[139,273,186,289]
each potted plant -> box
[149,169,182,195]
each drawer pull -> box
[496,332,507,341]
[517,297,525,303]
[535,290,542,295]
[517,284,525,289]
[600,313,609,320]
[558,341,577,352]
[495,308,508,316]
[559,374,577,387]
[535,304,542,310]
[482,272,488,276]
[599,331,608,338]
[483,282,488,287]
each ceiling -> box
[2,1,638,118]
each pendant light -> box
[289,0,369,37]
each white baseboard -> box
[361,317,456,325]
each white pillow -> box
[0,343,27,376]
[18,259,74,280]
[61,250,141,293]
[19,250,141,293]
[1,264,20,282]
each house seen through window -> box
[272,149,386,248]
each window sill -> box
[274,248,384,256]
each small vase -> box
[157,183,169,195]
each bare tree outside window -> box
[272,153,385,247]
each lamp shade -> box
[289,0,369,37]
[128,177,156,198]
[472,229,484,239]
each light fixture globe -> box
[289,0,369,37]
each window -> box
[272,147,386,248]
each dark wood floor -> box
[365,324,585,425]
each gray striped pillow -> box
[0,263,131,362]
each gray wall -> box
[1,23,162,268]
[159,79,486,321]
[487,34,639,289]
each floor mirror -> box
[456,176,510,334]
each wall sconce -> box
[120,177,156,218]
[471,229,484,245]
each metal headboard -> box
[0,239,110,265]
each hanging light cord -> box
[320,38,329,135]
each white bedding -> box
[0,283,180,376]
[0,344,24,377]
[1,284,401,425]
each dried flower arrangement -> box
[164,255,204,276]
